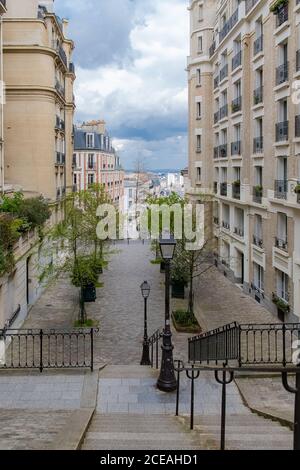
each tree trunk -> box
[79,287,87,324]
[188,253,194,314]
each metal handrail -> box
[148,329,163,370]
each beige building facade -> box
[0,0,75,329]
[0,1,6,192]
[3,0,75,202]
[188,0,300,321]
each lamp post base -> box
[157,329,177,392]
[140,341,151,366]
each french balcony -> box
[55,152,65,165]
[219,9,239,43]
[275,237,288,251]
[214,75,219,89]
[231,96,242,113]
[55,115,65,131]
[276,3,288,28]
[296,115,300,138]
[253,235,263,248]
[253,186,263,204]
[219,64,228,82]
[214,111,219,124]
[253,86,263,105]
[232,182,241,200]
[222,221,230,230]
[219,144,228,159]
[231,141,241,156]
[275,121,289,142]
[232,51,242,70]
[253,136,264,153]
[245,0,259,14]
[219,104,228,120]
[220,182,228,197]
[209,41,216,58]
[274,180,288,200]
[276,62,289,86]
[254,35,263,56]
[234,227,244,238]
[213,216,219,226]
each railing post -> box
[39,329,43,373]
[295,371,300,450]
[282,323,287,368]
[238,325,242,367]
[90,328,94,372]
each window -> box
[196,68,201,86]
[88,154,95,169]
[198,4,203,21]
[86,133,94,148]
[196,135,201,152]
[197,36,203,53]
[277,212,288,248]
[276,270,289,302]
[196,167,201,181]
[88,174,95,186]
[196,102,201,119]
[253,263,264,292]
[74,174,77,184]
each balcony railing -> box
[214,111,219,124]
[220,182,228,197]
[58,45,68,68]
[222,221,230,230]
[213,216,219,225]
[214,182,218,194]
[276,121,289,142]
[219,104,228,120]
[220,64,228,82]
[214,75,219,89]
[253,136,263,153]
[253,235,263,248]
[55,152,65,165]
[219,9,239,43]
[209,41,216,57]
[253,186,263,204]
[219,144,228,159]
[232,51,242,70]
[234,227,244,237]
[253,86,263,105]
[276,3,289,28]
[245,0,259,14]
[275,237,288,251]
[232,182,241,200]
[274,180,288,200]
[231,96,242,113]
[296,115,300,138]
[231,141,241,155]
[276,62,289,85]
[55,80,65,97]
[254,35,263,55]
[55,116,65,131]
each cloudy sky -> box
[55,0,189,170]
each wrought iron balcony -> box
[275,237,288,251]
[296,115,300,138]
[214,111,219,124]
[231,96,242,113]
[213,216,219,226]
[209,41,216,58]
[55,115,65,131]
[219,9,239,43]
[276,62,289,85]
[253,186,263,204]
[234,227,244,237]
[219,104,228,120]
[222,221,230,230]
[219,64,228,82]
[253,235,263,248]
[55,152,65,165]
[231,141,241,156]
[245,0,259,14]
[232,182,241,200]
[275,121,289,142]
[253,86,263,105]
[276,3,289,28]
[219,144,228,159]
[220,182,228,197]
[254,35,263,56]
[253,136,263,153]
[232,51,242,70]
[58,45,68,68]
[274,180,288,199]
[214,75,219,90]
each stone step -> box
[225,440,292,451]
[193,414,281,426]
[194,425,291,435]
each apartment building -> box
[73,120,124,210]
[187,0,300,321]
[3,0,75,202]
[0,0,75,329]
[0,1,6,193]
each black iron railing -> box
[254,35,263,55]
[253,86,263,105]
[219,144,228,158]
[253,186,263,203]
[231,141,241,156]
[276,121,289,142]
[148,329,163,370]
[219,9,239,43]
[231,96,242,113]
[232,183,241,199]
[253,136,263,153]
[189,322,300,367]
[0,328,98,372]
[232,51,242,70]
[219,64,228,82]
[219,104,228,120]
[220,182,228,196]
[276,62,289,85]
[276,3,289,28]
[245,0,259,14]
[275,179,288,199]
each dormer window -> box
[86,133,94,148]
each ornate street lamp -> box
[157,237,177,392]
[140,281,151,366]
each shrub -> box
[173,310,198,327]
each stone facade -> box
[187,0,300,321]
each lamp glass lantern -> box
[140,281,151,299]
[159,238,177,261]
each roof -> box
[74,128,115,153]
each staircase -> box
[80,365,293,451]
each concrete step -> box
[193,414,282,426]
[194,425,291,435]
